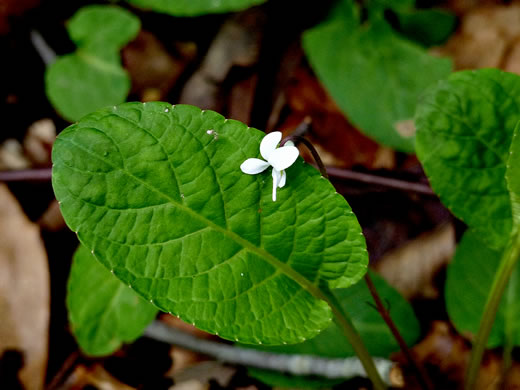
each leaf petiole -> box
[320,284,387,390]
[464,231,520,390]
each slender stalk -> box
[281,135,328,179]
[320,285,387,389]
[281,134,386,388]
[465,233,520,390]
[501,263,519,386]
[364,273,433,390]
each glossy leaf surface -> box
[67,245,158,356]
[416,69,520,248]
[46,6,139,122]
[127,0,266,16]
[303,0,451,152]
[52,102,368,345]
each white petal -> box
[260,131,282,160]
[284,140,295,147]
[267,145,299,171]
[272,168,281,201]
[240,158,270,174]
[278,170,286,188]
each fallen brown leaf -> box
[179,9,265,111]
[59,363,136,390]
[123,30,195,101]
[375,224,456,299]
[0,184,49,390]
[435,3,520,73]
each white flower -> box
[240,131,299,201]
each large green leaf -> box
[68,245,158,356]
[303,0,452,153]
[52,102,368,345]
[45,6,140,122]
[445,230,520,347]
[126,0,266,16]
[249,271,419,387]
[416,69,520,249]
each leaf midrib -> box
[58,131,330,304]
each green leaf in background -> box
[395,9,457,47]
[248,271,419,387]
[506,122,520,228]
[445,230,520,347]
[52,102,368,345]
[415,69,520,249]
[126,0,266,16]
[67,5,141,52]
[303,0,452,153]
[45,6,140,122]
[67,245,158,356]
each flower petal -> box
[267,145,299,171]
[260,131,282,160]
[278,170,286,188]
[272,168,281,201]
[240,158,270,174]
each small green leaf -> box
[126,0,266,16]
[445,230,520,347]
[45,6,140,122]
[52,102,368,345]
[303,0,451,152]
[67,245,158,356]
[248,271,419,387]
[416,69,520,248]
[67,5,140,51]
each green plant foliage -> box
[395,9,457,47]
[445,230,520,347]
[303,0,451,153]
[126,0,266,16]
[46,6,140,122]
[507,122,520,227]
[247,271,419,387]
[67,245,158,356]
[416,69,520,249]
[52,102,368,345]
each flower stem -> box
[320,284,388,390]
[364,273,433,390]
[281,135,328,179]
[464,233,520,390]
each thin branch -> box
[0,168,52,182]
[30,30,57,66]
[364,273,434,390]
[144,320,395,383]
[281,135,328,179]
[326,166,435,196]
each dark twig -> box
[0,168,52,182]
[364,273,434,390]
[45,351,80,390]
[281,134,328,179]
[326,166,435,196]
